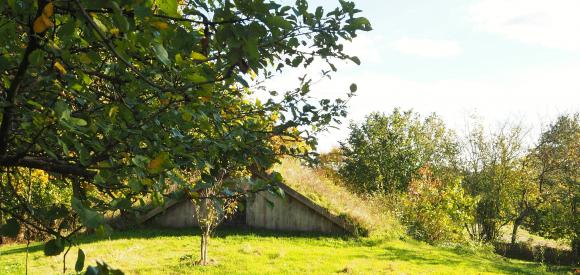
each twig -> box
[63,243,72,274]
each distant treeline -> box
[319,109,579,264]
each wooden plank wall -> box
[245,191,346,234]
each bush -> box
[401,167,475,244]
[494,241,576,265]
[1,169,74,242]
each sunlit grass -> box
[498,226,572,250]
[275,158,403,238]
[0,228,570,274]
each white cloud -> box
[311,62,580,152]
[391,37,463,58]
[344,33,384,64]
[470,0,580,52]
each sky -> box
[266,0,580,152]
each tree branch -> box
[0,2,46,155]
[0,156,95,178]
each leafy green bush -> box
[401,167,476,244]
[1,169,73,241]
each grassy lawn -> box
[0,228,572,274]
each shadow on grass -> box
[379,245,555,274]
[0,226,347,256]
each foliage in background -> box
[0,169,73,242]
[401,167,476,244]
[460,122,534,243]
[339,109,459,194]
[527,113,579,261]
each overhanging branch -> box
[0,156,95,178]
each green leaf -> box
[349,17,372,31]
[44,238,65,256]
[86,261,125,275]
[71,197,105,229]
[111,198,132,210]
[152,43,170,66]
[190,51,206,61]
[267,16,293,30]
[350,56,361,65]
[75,249,85,272]
[315,7,324,19]
[187,73,207,83]
[95,224,113,238]
[0,218,20,237]
[128,178,143,193]
[92,17,108,33]
[349,83,357,93]
[112,13,129,33]
[157,0,178,16]
[86,266,98,275]
[264,198,274,209]
[244,39,260,61]
[132,155,149,168]
[273,186,285,199]
[28,49,45,66]
[70,117,88,126]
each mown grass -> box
[0,228,572,274]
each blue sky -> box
[270,0,580,151]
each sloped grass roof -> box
[274,158,403,238]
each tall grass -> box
[274,158,403,239]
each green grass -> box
[0,228,572,274]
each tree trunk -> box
[511,220,520,245]
[199,231,209,265]
[572,238,579,265]
[511,209,529,246]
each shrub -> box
[401,167,475,244]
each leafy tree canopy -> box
[0,0,370,264]
[528,114,579,255]
[339,109,459,193]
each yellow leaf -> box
[187,73,207,83]
[147,158,162,171]
[152,21,169,30]
[43,2,54,17]
[33,14,53,33]
[175,53,183,64]
[53,61,67,74]
[108,106,119,118]
[147,152,169,173]
[190,51,206,61]
[110,28,120,36]
[142,178,154,186]
[249,69,257,80]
